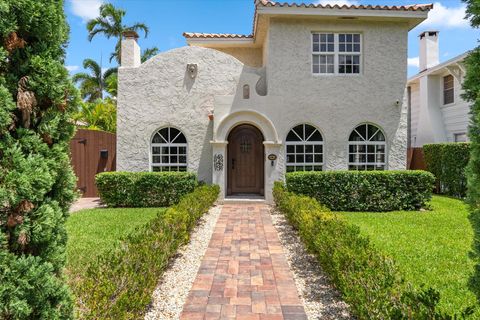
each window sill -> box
[311,73,363,77]
[441,102,456,108]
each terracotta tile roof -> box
[256,0,433,11]
[184,1,433,41]
[183,32,253,39]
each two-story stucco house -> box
[407,31,470,149]
[117,0,432,203]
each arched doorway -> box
[227,124,264,196]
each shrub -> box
[96,172,197,207]
[0,1,79,317]
[75,185,219,319]
[285,170,434,211]
[423,143,470,198]
[273,182,468,319]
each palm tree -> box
[72,58,117,102]
[87,3,148,64]
[141,47,159,63]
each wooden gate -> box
[407,147,426,170]
[70,129,116,197]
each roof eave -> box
[407,52,469,83]
[256,6,429,30]
[185,37,256,48]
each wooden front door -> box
[227,124,264,195]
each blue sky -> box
[65,0,478,77]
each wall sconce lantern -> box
[268,154,277,166]
[187,64,198,79]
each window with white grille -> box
[151,127,187,172]
[348,124,386,170]
[286,124,324,172]
[312,33,361,75]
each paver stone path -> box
[180,203,308,320]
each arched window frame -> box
[348,123,386,171]
[285,123,324,172]
[151,126,188,172]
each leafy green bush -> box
[285,171,434,211]
[424,143,470,198]
[96,172,197,207]
[0,1,79,318]
[75,185,219,319]
[273,182,472,319]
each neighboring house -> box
[408,31,470,148]
[117,0,432,203]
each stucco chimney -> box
[121,31,141,68]
[419,31,439,71]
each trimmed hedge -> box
[96,172,197,207]
[75,185,219,319]
[423,143,470,198]
[273,182,469,319]
[286,170,435,211]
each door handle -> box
[232,159,235,169]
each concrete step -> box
[222,196,266,205]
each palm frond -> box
[102,67,118,82]
[141,47,159,63]
[82,59,102,79]
[127,22,149,38]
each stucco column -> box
[263,141,283,204]
[211,141,228,201]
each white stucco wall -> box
[263,18,409,170]
[118,17,412,202]
[117,46,247,183]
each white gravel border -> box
[144,204,222,320]
[270,207,352,320]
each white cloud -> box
[420,2,469,28]
[408,57,419,68]
[70,0,103,22]
[66,65,80,72]
[316,0,358,6]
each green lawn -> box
[339,196,477,315]
[66,207,163,274]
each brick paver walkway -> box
[180,204,307,320]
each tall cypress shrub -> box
[0,1,78,318]
[464,0,480,208]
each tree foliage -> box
[463,0,480,209]
[87,3,149,63]
[72,58,116,102]
[73,98,117,133]
[141,46,159,63]
[0,0,77,318]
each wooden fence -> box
[407,147,427,170]
[70,129,116,197]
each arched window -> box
[286,124,323,172]
[348,123,386,170]
[151,127,187,172]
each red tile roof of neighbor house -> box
[183,1,433,40]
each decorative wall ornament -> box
[214,153,223,171]
[187,63,198,79]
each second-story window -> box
[312,33,361,75]
[443,74,454,105]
